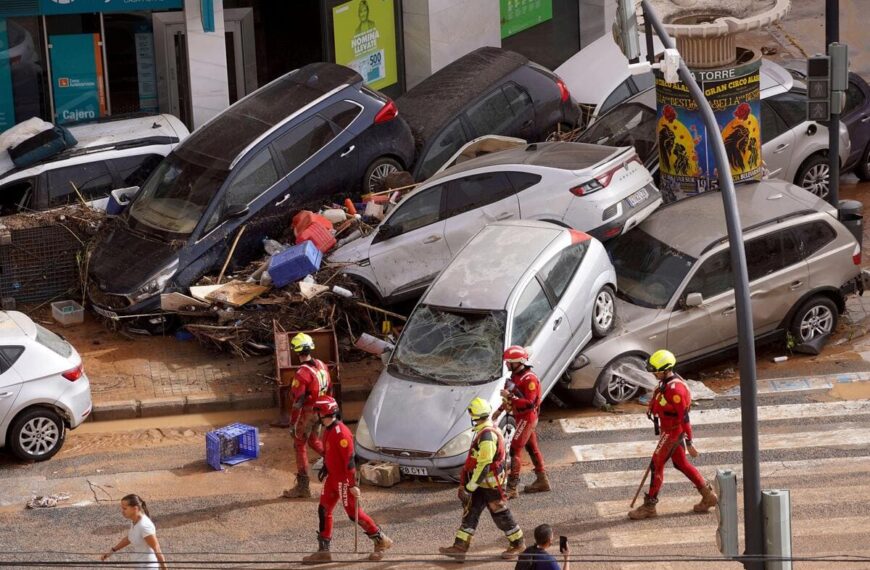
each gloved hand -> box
[687,442,699,458]
[349,486,361,498]
[318,465,328,482]
[457,486,470,504]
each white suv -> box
[0,114,188,216]
[0,311,92,461]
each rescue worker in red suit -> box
[497,346,550,499]
[302,396,393,563]
[283,333,332,499]
[439,397,526,561]
[629,349,718,519]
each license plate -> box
[627,187,650,208]
[92,306,118,320]
[400,466,428,476]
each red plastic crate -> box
[296,223,336,253]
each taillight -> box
[374,99,398,124]
[62,364,83,381]
[570,160,634,197]
[556,78,570,102]
[853,243,862,265]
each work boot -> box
[523,472,551,494]
[368,532,394,561]
[439,537,471,561]
[282,474,312,499]
[501,537,526,560]
[628,493,658,520]
[693,483,718,513]
[302,536,331,564]
[505,475,520,499]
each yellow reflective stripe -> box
[507,528,524,542]
[456,530,472,541]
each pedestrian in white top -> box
[100,494,167,569]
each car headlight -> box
[129,259,179,303]
[436,429,473,458]
[355,416,375,450]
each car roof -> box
[396,47,528,146]
[0,311,34,341]
[423,220,564,310]
[427,141,622,182]
[175,62,362,171]
[641,179,836,258]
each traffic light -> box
[715,469,739,557]
[806,54,831,122]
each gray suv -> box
[558,180,863,406]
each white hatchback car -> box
[330,141,660,303]
[0,312,92,461]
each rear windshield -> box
[35,325,72,358]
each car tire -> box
[856,143,870,181]
[498,414,518,471]
[594,355,645,406]
[795,154,830,199]
[364,157,402,194]
[789,295,839,344]
[7,407,66,462]
[591,285,616,338]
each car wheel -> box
[7,408,65,461]
[795,154,830,199]
[498,414,517,470]
[595,355,645,405]
[591,285,616,338]
[364,157,402,193]
[857,143,870,181]
[790,296,838,344]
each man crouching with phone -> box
[514,524,570,570]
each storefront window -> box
[104,12,159,115]
[46,13,107,124]
[0,17,50,131]
[501,0,580,70]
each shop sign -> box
[49,34,107,124]
[39,0,182,16]
[500,0,552,39]
[332,0,397,91]
[0,20,16,131]
[655,58,762,201]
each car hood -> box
[89,222,179,294]
[362,368,505,454]
[328,232,374,264]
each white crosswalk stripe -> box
[561,400,870,433]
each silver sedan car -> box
[355,220,617,479]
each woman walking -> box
[100,494,167,569]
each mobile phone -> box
[559,535,568,554]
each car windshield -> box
[128,153,228,236]
[390,305,506,384]
[606,229,696,309]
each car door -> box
[441,172,520,254]
[0,177,36,216]
[502,82,536,140]
[42,161,114,210]
[841,77,870,166]
[510,276,570,387]
[465,85,528,140]
[302,100,363,196]
[745,228,808,334]
[761,99,796,179]
[0,348,24,427]
[368,183,450,298]
[416,118,471,181]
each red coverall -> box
[647,372,706,498]
[318,420,380,540]
[499,366,546,477]
[290,359,331,475]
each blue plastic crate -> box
[206,423,259,471]
[268,240,322,288]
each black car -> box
[397,47,580,181]
[87,63,415,317]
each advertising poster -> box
[49,34,107,125]
[134,29,159,113]
[655,58,762,202]
[332,0,397,91]
[0,20,15,132]
[39,0,182,15]
[500,0,553,39]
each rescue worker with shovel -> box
[440,397,526,561]
[302,395,393,563]
[498,346,550,499]
[629,349,718,520]
[284,333,331,499]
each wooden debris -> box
[299,281,330,300]
[205,280,269,307]
[189,284,223,303]
[160,292,210,312]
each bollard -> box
[715,469,739,557]
[762,489,792,570]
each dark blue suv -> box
[87,63,414,317]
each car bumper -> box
[89,292,161,318]
[58,373,93,429]
[588,190,662,241]
[356,444,464,481]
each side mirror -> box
[685,292,703,308]
[224,204,249,220]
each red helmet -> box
[503,345,529,364]
[312,395,339,416]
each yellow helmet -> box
[467,397,492,421]
[647,349,676,372]
[291,333,315,353]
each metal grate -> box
[0,225,82,304]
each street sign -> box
[806,54,831,122]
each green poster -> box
[500,0,553,39]
[333,0,397,91]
